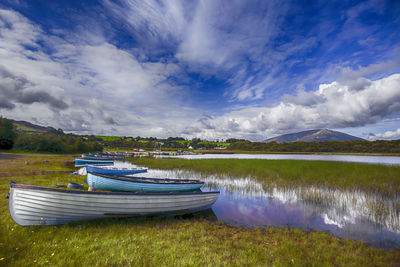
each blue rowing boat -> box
[86,165,147,175]
[75,158,114,167]
[87,171,204,192]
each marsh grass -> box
[1,155,400,266]
[2,215,399,266]
[129,158,400,195]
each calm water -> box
[167,153,400,165]
[86,161,400,249]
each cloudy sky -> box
[0,0,399,141]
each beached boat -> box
[82,154,124,160]
[86,165,147,176]
[80,155,115,160]
[8,182,219,226]
[75,158,114,166]
[87,171,204,192]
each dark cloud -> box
[57,116,91,132]
[345,78,372,92]
[0,99,15,109]
[104,116,118,125]
[227,119,240,132]
[0,65,68,110]
[198,116,215,129]
[17,91,68,109]
[182,126,201,135]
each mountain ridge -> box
[264,129,365,143]
[11,119,63,134]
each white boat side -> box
[8,183,219,226]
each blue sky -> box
[0,0,400,140]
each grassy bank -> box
[1,155,399,266]
[129,158,400,194]
[197,150,400,156]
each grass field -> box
[198,141,230,147]
[13,123,45,134]
[128,158,400,195]
[1,155,399,266]
[94,136,122,141]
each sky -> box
[0,0,400,141]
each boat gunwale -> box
[87,165,147,172]
[75,158,114,162]
[11,183,218,196]
[87,171,204,184]
[80,155,116,160]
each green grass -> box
[198,141,230,147]
[1,155,399,266]
[128,158,400,194]
[94,135,122,141]
[13,123,45,133]
[174,140,190,145]
[173,140,230,146]
[104,148,134,152]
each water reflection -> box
[82,161,400,249]
[168,153,400,165]
[142,168,399,249]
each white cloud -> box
[103,0,189,53]
[366,128,400,141]
[0,8,201,137]
[104,0,292,93]
[184,73,400,140]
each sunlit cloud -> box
[366,128,400,141]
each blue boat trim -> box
[75,158,114,166]
[86,165,147,175]
[87,171,202,184]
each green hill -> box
[11,120,62,134]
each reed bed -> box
[129,158,400,195]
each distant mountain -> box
[11,120,63,134]
[264,129,365,143]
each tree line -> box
[227,140,400,153]
[95,137,223,150]
[0,117,102,153]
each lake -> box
[106,160,400,249]
[167,153,400,165]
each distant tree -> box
[0,117,17,150]
[48,127,64,135]
[14,132,103,153]
[167,137,186,141]
[227,139,400,153]
[226,138,247,143]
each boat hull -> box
[87,172,204,192]
[8,183,219,226]
[86,165,147,175]
[75,158,114,167]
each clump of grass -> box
[129,158,400,195]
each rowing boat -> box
[8,182,219,226]
[87,171,204,192]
